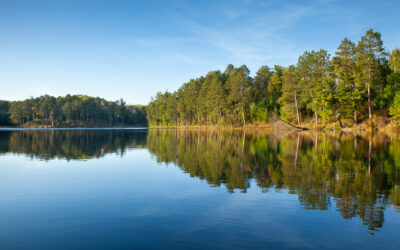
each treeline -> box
[147,29,400,127]
[0,95,147,127]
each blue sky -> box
[1,0,399,105]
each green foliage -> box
[249,103,268,122]
[268,65,283,114]
[297,49,332,124]
[355,29,387,119]
[0,101,11,126]
[148,29,397,127]
[6,95,147,127]
[332,38,363,122]
[254,65,271,103]
[147,65,253,126]
[389,91,400,120]
[388,48,400,88]
[253,65,283,116]
[280,65,301,124]
[226,67,253,124]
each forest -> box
[0,94,147,127]
[147,29,400,128]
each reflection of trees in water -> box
[1,129,399,230]
[0,130,147,161]
[147,129,400,230]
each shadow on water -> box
[0,128,399,230]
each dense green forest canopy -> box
[147,29,400,127]
[0,95,147,127]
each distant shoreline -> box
[1,123,399,132]
[0,127,149,130]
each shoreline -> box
[148,123,400,132]
[2,122,399,133]
[0,127,148,130]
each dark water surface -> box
[0,129,399,249]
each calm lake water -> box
[0,129,399,249]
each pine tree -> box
[355,29,386,123]
[297,50,331,126]
[280,65,301,126]
[332,38,361,123]
[226,67,252,125]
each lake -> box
[0,129,399,249]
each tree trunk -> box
[354,135,358,152]
[354,110,358,124]
[242,105,246,125]
[368,83,372,123]
[314,110,318,128]
[294,90,300,126]
[309,88,318,128]
[338,116,344,128]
